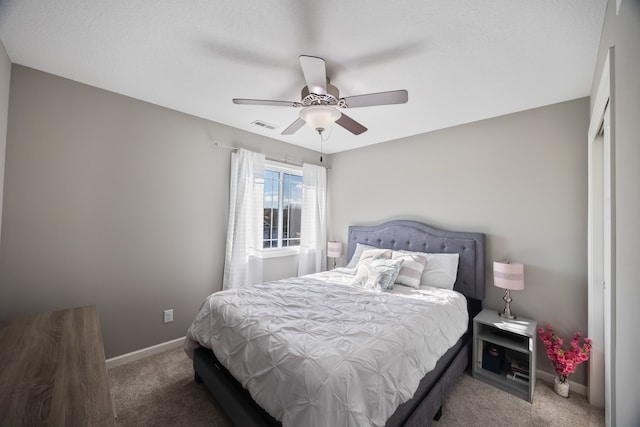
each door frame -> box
[587,47,614,425]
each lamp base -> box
[499,289,517,320]
[499,311,517,320]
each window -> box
[263,162,302,250]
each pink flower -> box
[538,325,591,381]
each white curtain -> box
[298,163,327,276]
[222,149,265,290]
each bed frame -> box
[193,220,485,426]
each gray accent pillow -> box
[352,257,405,291]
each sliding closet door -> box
[588,123,605,409]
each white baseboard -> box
[106,336,186,369]
[536,369,587,396]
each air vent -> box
[251,120,277,130]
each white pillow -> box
[345,243,378,268]
[421,253,460,289]
[358,248,392,264]
[391,251,428,289]
[352,258,404,291]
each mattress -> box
[185,269,468,427]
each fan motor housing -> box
[301,82,340,106]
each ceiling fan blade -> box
[233,98,300,107]
[299,55,327,95]
[281,118,306,135]
[335,113,367,135]
[341,90,408,108]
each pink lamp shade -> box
[327,241,343,258]
[493,262,525,290]
[493,261,524,319]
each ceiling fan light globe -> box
[299,105,341,133]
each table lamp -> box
[493,261,524,320]
[327,241,343,269]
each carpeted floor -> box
[108,346,604,426]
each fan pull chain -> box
[319,131,323,163]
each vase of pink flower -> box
[537,325,592,398]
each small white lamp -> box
[493,261,525,320]
[327,241,343,269]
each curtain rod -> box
[214,142,328,170]
[214,142,303,167]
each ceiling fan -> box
[232,55,408,136]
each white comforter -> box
[185,269,468,427]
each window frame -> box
[262,160,303,258]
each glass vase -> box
[554,376,569,397]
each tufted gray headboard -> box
[347,220,486,301]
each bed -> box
[185,220,485,426]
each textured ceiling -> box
[0,0,607,154]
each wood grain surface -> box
[0,306,115,426]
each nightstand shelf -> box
[472,309,537,402]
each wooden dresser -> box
[0,305,116,426]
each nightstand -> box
[472,308,537,402]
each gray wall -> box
[0,41,10,244]
[0,53,605,393]
[327,98,590,385]
[0,65,319,358]
[592,1,640,424]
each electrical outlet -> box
[163,309,173,323]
